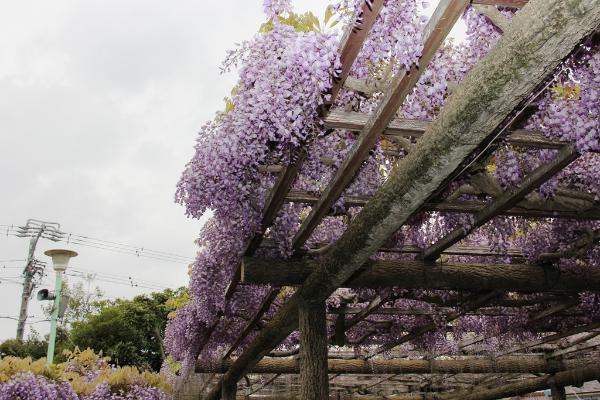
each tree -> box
[0,328,71,362]
[0,331,46,359]
[41,280,104,326]
[69,288,185,371]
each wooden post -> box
[221,382,236,400]
[550,381,567,400]
[299,299,329,400]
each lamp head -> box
[44,249,78,272]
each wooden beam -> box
[222,382,237,400]
[550,385,567,400]
[196,355,594,374]
[472,0,528,7]
[421,145,578,261]
[241,257,600,292]
[498,321,600,356]
[223,287,281,359]
[548,331,600,358]
[244,373,280,397]
[326,0,385,109]
[472,4,512,31]
[323,110,569,150]
[331,306,581,317]
[367,291,500,358]
[291,0,470,250]
[226,149,306,299]
[285,190,600,221]
[299,300,329,399]
[443,363,600,400]
[205,2,600,398]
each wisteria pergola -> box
[184,0,600,399]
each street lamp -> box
[44,249,77,364]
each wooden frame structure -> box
[195,1,600,399]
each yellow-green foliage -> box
[551,83,581,100]
[0,348,171,395]
[165,288,190,319]
[259,5,340,34]
[0,357,61,383]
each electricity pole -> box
[15,219,64,340]
[16,227,44,340]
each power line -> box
[3,225,195,264]
[65,271,168,291]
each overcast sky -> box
[0,1,464,341]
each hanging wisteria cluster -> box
[168,0,600,376]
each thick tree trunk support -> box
[299,300,329,400]
[241,257,600,292]
[204,2,600,399]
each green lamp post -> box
[44,249,77,364]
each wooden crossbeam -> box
[326,0,385,109]
[196,355,593,374]
[225,149,306,300]
[472,0,528,7]
[284,190,600,221]
[223,287,280,359]
[241,257,600,292]
[331,306,581,317]
[367,291,500,358]
[205,3,600,398]
[291,0,470,250]
[451,299,583,356]
[498,321,600,357]
[473,4,512,32]
[323,110,569,150]
[421,145,579,261]
[443,363,600,400]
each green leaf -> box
[324,5,334,25]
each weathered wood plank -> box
[284,190,600,220]
[498,321,600,357]
[241,257,600,292]
[205,2,600,397]
[225,149,307,300]
[443,363,600,400]
[323,110,572,150]
[472,0,528,7]
[421,145,579,261]
[326,0,385,109]
[473,4,511,31]
[292,0,470,250]
[368,291,500,358]
[223,287,281,359]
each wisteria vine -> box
[168,0,600,376]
